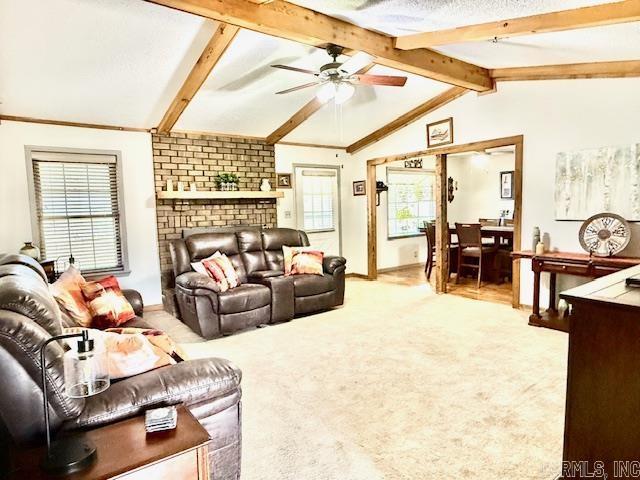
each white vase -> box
[19,241,40,260]
[260,179,272,192]
[166,179,173,192]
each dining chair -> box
[454,223,498,288]
[423,221,436,279]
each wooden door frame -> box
[366,134,524,308]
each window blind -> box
[31,152,124,273]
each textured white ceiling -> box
[286,0,617,36]
[0,0,217,128]
[175,29,329,135]
[1,0,636,143]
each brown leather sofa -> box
[0,254,241,480]
[170,227,346,339]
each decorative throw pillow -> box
[201,257,229,292]
[81,276,135,329]
[50,265,92,327]
[282,245,295,275]
[211,252,241,288]
[290,249,324,276]
[283,246,324,276]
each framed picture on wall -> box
[426,117,453,147]
[276,173,292,189]
[500,171,514,199]
[353,180,366,196]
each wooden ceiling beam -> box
[345,86,468,154]
[0,115,150,133]
[266,63,375,145]
[395,0,640,49]
[491,60,640,81]
[144,0,492,91]
[157,22,240,133]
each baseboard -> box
[345,273,369,280]
[376,262,424,274]
[143,304,165,313]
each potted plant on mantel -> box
[215,173,239,191]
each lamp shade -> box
[316,82,336,103]
[334,83,355,105]
[63,343,109,398]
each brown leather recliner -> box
[170,227,346,339]
[0,254,242,480]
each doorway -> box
[293,164,342,255]
[366,135,523,308]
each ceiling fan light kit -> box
[316,82,355,104]
[272,45,407,105]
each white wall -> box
[343,78,640,305]
[0,121,162,305]
[447,153,515,224]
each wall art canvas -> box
[554,144,640,221]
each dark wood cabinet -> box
[559,266,640,479]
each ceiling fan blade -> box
[271,65,319,76]
[275,82,319,95]
[352,74,407,87]
[339,51,375,75]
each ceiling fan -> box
[271,45,408,105]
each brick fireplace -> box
[152,132,277,311]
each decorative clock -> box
[578,213,631,257]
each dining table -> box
[448,225,514,245]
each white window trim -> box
[386,166,436,240]
[25,146,130,277]
[295,166,338,234]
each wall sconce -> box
[447,177,458,203]
[376,181,388,207]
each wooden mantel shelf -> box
[157,190,284,200]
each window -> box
[27,148,128,275]
[387,167,435,238]
[299,169,336,232]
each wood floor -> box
[377,264,513,306]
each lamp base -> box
[41,434,97,476]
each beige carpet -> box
[169,279,567,479]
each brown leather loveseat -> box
[0,254,242,480]
[170,227,346,339]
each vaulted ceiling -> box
[1,0,638,148]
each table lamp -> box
[40,330,109,475]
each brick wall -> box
[152,132,277,311]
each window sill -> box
[387,234,424,240]
[83,269,131,279]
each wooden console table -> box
[512,250,640,332]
